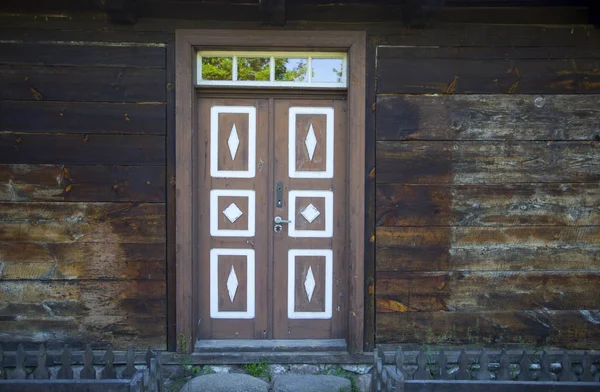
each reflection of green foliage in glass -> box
[275,58,307,82]
[238,57,270,81]
[201,56,308,82]
[201,57,233,80]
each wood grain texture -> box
[376,183,600,227]
[0,165,165,202]
[0,242,165,280]
[378,45,600,59]
[0,101,166,135]
[376,310,600,347]
[376,227,600,272]
[0,134,165,165]
[0,280,166,349]
[376,95,600,141]
[377,58,600,94]
[376,141,600,184]
[0,202,165,243]
[0,66,166,102]
[376,271,600,312]
[0,43,165,68]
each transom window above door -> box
[196,51,347,88]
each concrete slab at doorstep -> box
[272,374,352,392]
[180,373,270,392]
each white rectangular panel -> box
[210,248,255,319]
[288,107,334,179]
[288,190,333,238]
[210,189,255,237]
[210,106,256,178]
[288,249,333,319]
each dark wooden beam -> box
[260,0,286,25]
[403,0,447,27]
[589,0,600,27]
[95,0,138,24]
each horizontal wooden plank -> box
[376,271,600,312]
[376,310,600,348]
[0,134,165,165]
[377,58,600,94]
[0,202,165,243]
[383,25,600,47]
[376,183,600,226]
[377,46,600,59]
[376,95,600,141]
[376,141,600,184]
[0,29,170,44]
[0,165,165,202]
[0,66,165,102]
[376,227,600,272]
[0,101,166,135]
[0,242,165,280]
[0,280,166,349]
[0,43,165,68]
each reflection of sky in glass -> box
[312,58,343,83]
[276,58,307,82]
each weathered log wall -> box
[375,32,600,348]
[0,24,169,349]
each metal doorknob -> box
[274,216,292,224]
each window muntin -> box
[197,51,347,88]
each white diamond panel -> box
[305,124,317,161]
[210,248,255,319]
[226,265,239,302]
[304,266,316,302]
[227,124,240,160]
[301,203,320,224]
[222,202,243,223]
[288,249,332,319]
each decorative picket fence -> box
[372,346,600,392]
[0,343,163,392]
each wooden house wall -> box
[0,10,599,351]
[374,27,600,348]
[0,20,171,349]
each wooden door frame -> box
[175,29,366,353]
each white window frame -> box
[196,51,347,88]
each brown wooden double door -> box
[195,96,347,341]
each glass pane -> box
[201,57,233,80]
[237,57,271,81]
[311,58,344,84]
[274,58,308,82]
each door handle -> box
[274,216,292,224]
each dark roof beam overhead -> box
[94,0,138,24]
[261,0,286,25]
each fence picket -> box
[437,349,450,380]
[496,349,511,381]
[80,344,96,379]
[539,351,552,382]
[0,343,4,380]
[456,349,470,380]
[57,346,73,379]
[581,352,594,382]
[475,348,491,381]
[560,351,577,382]
[33,343,50,379]
[101,345,117,379]
[12,344,27,380]
[518,350,532,381]
[414,348,428,380]
[122,344,137,379]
